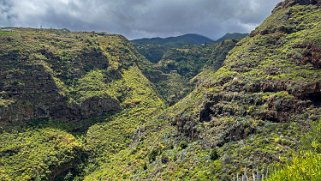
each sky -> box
[0,0,282,40]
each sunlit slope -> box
[85,1,321,180]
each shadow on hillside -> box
[0,113,115,136]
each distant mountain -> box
[132,33,214,47]
[132,33,246,63]
[215,32,248,42]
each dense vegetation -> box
[133,35,243,105]
[86,1,321,179]
[132,34,214,46]
[0,28,165,180]
[0,0,321,180]
[0,128,82,180]
[267,119,321,181]
[84,1,321,180]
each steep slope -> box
[0,28,165,180]
[133,33,246,105]
[0,28,163,126]
[170,0,321,177]
[85,1,321,180]
[137,40,240,105]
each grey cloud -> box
[0,0,281,39]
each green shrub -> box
[210,148,220,160]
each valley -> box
[0,0,321,180]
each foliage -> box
[126,2,321,180]
[267,120,321,181]
[132,34,214,52]
[0,28,165,180]
[1,2,321,180]
[0,98,14,107]
[137,40,239,105]
[0,128,82,181]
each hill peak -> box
[275,0,321,9]
[215,33,248,42]
[132,34,213,47]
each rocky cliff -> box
[0,28,162,127]
[84,1,321,180]
[0,28,165,180]
[1,0,321,180]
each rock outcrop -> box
[0,29,146,126]
[170,0,321,169]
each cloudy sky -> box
[0,0,281,40]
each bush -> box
[210,148,220,160]
[149,149,159,163]
[179,140,188,149]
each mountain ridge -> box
[85,1,321,179]
[1,0,321,180]
[132,33,244,105]
[132,33,214,47]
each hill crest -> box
[132,33,214,47]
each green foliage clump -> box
[210,148,220,160]
[268,152,321,181]
[0,128,82,180]
[0,99,14,107]
[268,120,321,181]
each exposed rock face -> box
[0,54,64,122]
[79,96,120,119]
[260,95,311,122]
[302,44,321,68]
[0,55,121,124]
[174,116,199,139]
[172,1,321,145]
[176,80,321,140]
[0,30,129,126]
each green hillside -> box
[0,28,165,180]
[85,0,321,180]
[132,34,214,47]
[132,34,213,63]
[139,40,238,105]
[132,33,246,105]
[0,0,321,180]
